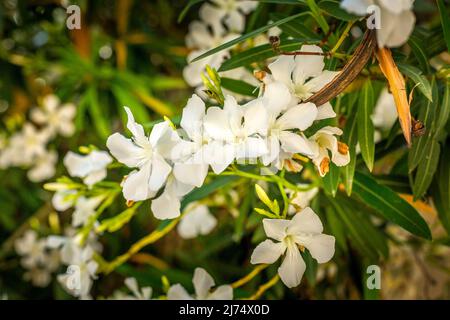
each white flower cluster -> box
[341,0,415,48]
[107,46,350,221]
[0,94,76,182]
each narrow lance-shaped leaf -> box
[436,80,450,135]
[397,63,433,102]
[433,146,450,234]
[191,12,309,62]
[341,112,358,195]
[437,0,450,53]
[357,79,375,171]
[353,171,431,239]
[413,140,440,200]
[408,78,438,172]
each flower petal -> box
[122,166,153,201]
[151,188,181,220]
[304,234,335,263]
[193,268,215,300]
[250,239,286,264]
[148,153,172,192]
[263,218,290,241]
[288,207,324,235]
[316,102,336,120]
[293,45,325,84]
[268,55,295,88]
[279,131,314,156]
[167,284,193,300]
[276,102,317,131]
[277,245,306,288]
[208,285,233,300]
[106,133,143,168]
[180,94,205,141]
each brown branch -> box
[304,29,377,107]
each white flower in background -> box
[184,21,239,88]
[64,150,112,187]
[286,185,319,215]
[251,207,335,288]
[263,45,339,120]
[172,94,210,187]
[47,229,103,266]
[14,230,60,287]
[31,94,76,137]
[106,107,179,202]
[150,174,194,220]
[57,244,98,298]
[167,268,233,300]
[340,0,415,48]
[259,82,317,166]
[27,149,58,182]
[178,204,217,239]
[203,95,268,173]
[14,230,47,269]
[7,124,50,166]
[112,278,152,300]
[308,126,350,176]
[199,0,258,34]
[372,87,397,131]
[72,196,104,227]
[52,189,77,211]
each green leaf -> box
[97,203,142,233]
[357,80,375,171]
[219,40,309,72]
[408,35,431,74]
[437,0,450,53]
[397,63,433,102]
[270,13,321,39]
[353,171,431,239]
[318,0,359,21]
[408,78,438,172]
[341,112,358,195]
[325,205,348,252]
[177,0,205,23]
[112,84,150,124]
[191,12,309,63]
[434,146,450,234]
[220,78,259,97]
[322,162,340,197]
[330,200,379,261]
[413,140,440,200]
[87,86,110,139]
[436,80,450,135]
[181,176,238,209]
[305,0,329,32]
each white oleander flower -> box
[6,124,50,166]
[286,185,319,215]
[251,207,335,288]
[340,0,415,48]
[308,126,350,176]
[31,94,76,137]
[172,94,210,188]
[259,82,317,166]
[15,230,60,287]
[72,196,104,227]
[113,278,152,300]
[199,0,258,34]
[27,149,58,182]
[263,45,339,120]
[203,95,268,173]
[178,204,217,239]
[372,87,397,131]
[14,230,47,269]
[167,268,233,300]
[63,150,112,187]
[106,107,179,202]
[57,244,98,298]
